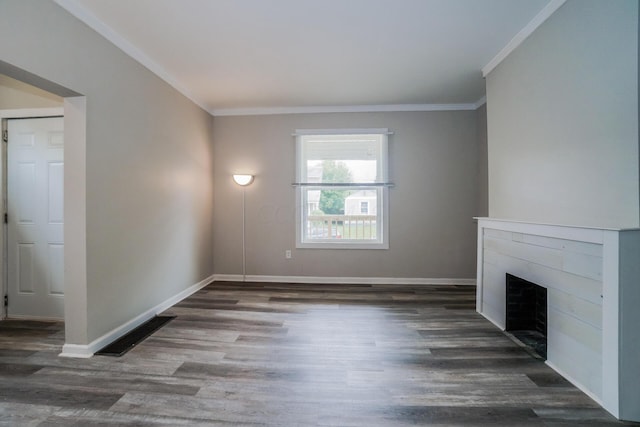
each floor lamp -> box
[233,174,254,282]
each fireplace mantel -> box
[475,218,640,422]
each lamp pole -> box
[241,186,246,282]
[232,174,254,282]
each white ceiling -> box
[55,0,554,115]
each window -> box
[295,129,389,249]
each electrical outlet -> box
[285,250,292,259]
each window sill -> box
[297,241,389,250]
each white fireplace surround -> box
[475,218,640,422]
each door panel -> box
[17,244,35,293]
[47,243,64,295]
[7,117,64,319]
[17,162,36,223]
[48,162,64,223]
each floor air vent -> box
[95,315,176,357]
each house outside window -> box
[344,191,376,215]
[295,129,389,249]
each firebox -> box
[505,273,547,359]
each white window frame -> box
[295,128,390,250]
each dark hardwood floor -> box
[0,282,637,426]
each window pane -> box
[303,187,379,242]
[301,134,385,183]
[296,129,388,249]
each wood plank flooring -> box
[1,282,637,426]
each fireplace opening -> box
[505,273,547,359]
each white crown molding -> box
[210,103,478,117]
[52,0,521,117]
[52,0,490,118]
[213,274,475,286]
[482,0,567,77]
[53,0,209,112]
[59,273,214,358]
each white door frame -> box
[0,107,64,320]
[0,63,89,355]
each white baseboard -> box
[545,360,605,411]
[59,273,214,358]
[59,273,473,358]
[5,314,63,322]
[213,274,475,286]
[477,311,609,417]
[59,343,94,358]
[479,311,506,330]
[213,274,245,282]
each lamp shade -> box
[233,174,254,186]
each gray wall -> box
[213,111,480,280]
[0,74,63,109]
[0,1,215,343]
[476,103,488,217]
[486,0,639,228]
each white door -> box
[7,117,64,319]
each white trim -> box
[296,131,389,250]
[479,311,504,331]
[53,0,208,113]
[294,128,391,136]
[6,314,64,322]
[475,217,638,232]
[473,96,487,109]
[212,274,246,282]
[213,274,475,286]
[1,108,65,321]
[475,220,484,313]
[296,242,389,250]
[57,272,473,357]
[59,273,214,358]
[0,108,64,119]
[51,1,485,118]
[545,360,605,408]
[63,97,88,353]
[474,217,638,245]
[212,103,478,117]
[476,219,640,421]
[58,343,93,358]
[482,0,567,77]
[5,314,63,321]
[601,231,620,417]
[53,2,486,118]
